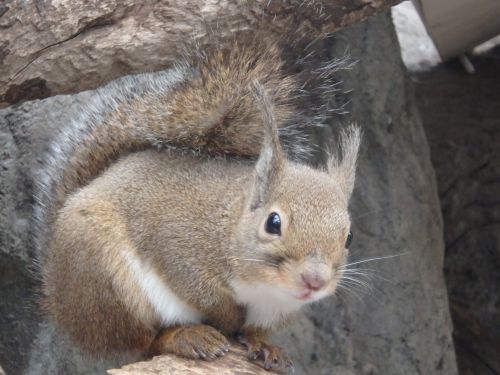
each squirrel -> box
[33,38,360,374]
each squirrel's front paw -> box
[239,334,294,374]
[149,324,230,361]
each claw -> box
[149,324,230,361]
[196,349,206,359]
[241,337,293,373]
[262,347,271,361]
[248,350,260,360]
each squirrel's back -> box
[33,39,306,270]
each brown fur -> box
[148,325,230,360]
[42,40,296,246]
[39,40,361,373]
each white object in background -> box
[413,0,500,60]
[392,1,441,72]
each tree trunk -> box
[0,0,399,107]
[107,346,270,375]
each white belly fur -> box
[124,251,203,325]
[231,279,303,328]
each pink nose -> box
[301,273,326,291]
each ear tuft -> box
[249,81,285,210]
[327,125,361,197]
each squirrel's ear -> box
[327,125,361,197]
[249,82,285,211]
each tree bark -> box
[0,0,400,107]
[107,346,271,375]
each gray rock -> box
[415,51,500,374]
[0,11,457,375]
[0,93,95,375]
[27,322,120,375]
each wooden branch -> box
[0,0,400,107]
[107,345,272,375]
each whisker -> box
[340,267,375,274]
[339,276,373,290]
[340,273,375,283]
[341,269,393,284]
[337,285,372,303]
[339,270,374,279]
[337,271,371,286]
[335,253,409,305]
[339,267,377,275]
[336,285,364,303]
[339,253,407,269]
[337,278,365,292]
[337,282,376,302]
[353,270,394,281]
[337,281,368,293]
[337,267,388,296]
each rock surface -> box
[0,92,94,375]
[415,49,500,375]
[0,11,457,375]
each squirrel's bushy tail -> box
[33,39,302,268]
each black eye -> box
[265,212,281,235]
[345,231,353,248]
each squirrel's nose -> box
[301,272,326,291]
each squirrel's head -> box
[231,83,360,309]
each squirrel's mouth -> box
[291,285,331,302]
[296,290,313,301]
[291,288,319,302]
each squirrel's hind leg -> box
[147,324,230,360]
[44,196,158,357]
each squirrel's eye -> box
[345,231,353,248]
[265,212,281,235]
